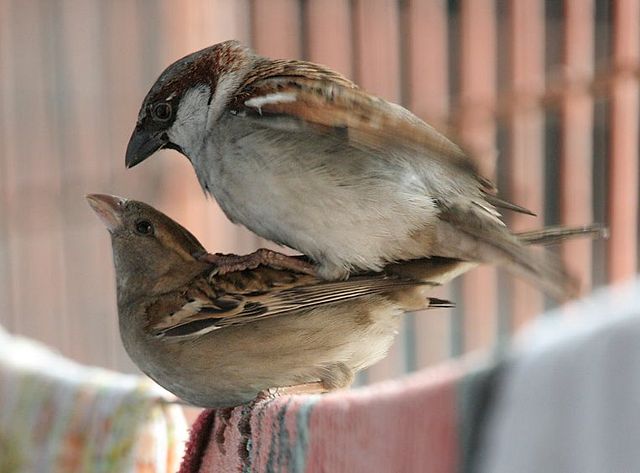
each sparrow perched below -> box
[87,193,604,408]
[126,40,582,299]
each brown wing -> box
[227,58,542,217]
[228,59,485,184]
[151,267,433,340]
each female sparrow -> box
[87,193,603,407]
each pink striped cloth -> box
[179,359,496,473]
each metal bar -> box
[560,0,595,293]
[4,0,71,355]
[251,0,302,58]
[404,0,449,129]
[0,0,15,331]
[57,0,114,365]
[508,0,546,329]
[443,64,640,139]
[305,0,353,78]
[608,0,639,282]
[403,0,452,367]
[459,0,498,352]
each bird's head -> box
[125,40,252,168]
[86,194,209,302]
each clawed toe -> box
[197,249,317,276]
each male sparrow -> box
[126,40,586,299]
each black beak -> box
[125,127,168,168]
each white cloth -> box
[0,326,188,473]
[479,277,640,473]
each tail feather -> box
[431,206,610,300]
[427,297,455,308]
[442,220,577,300]
[516,224,609,246]
[387,223,607,299]
[483,193,537,216]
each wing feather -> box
[152,273,432,339]
[229,61,482,181]
[230,59,533,218]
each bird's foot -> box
[198,248,316,275]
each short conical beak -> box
[125,127,168,168]
[86,194,127,231]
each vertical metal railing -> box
[403,0,452,368]
[609,0,639,283]
[507,0,546,330]
[458,0,498,352]
[561,0,595,292]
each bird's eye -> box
[152,102,172,121]
[135,220,154,236]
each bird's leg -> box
[198,248,317,275]
[273,382,329,396]
[253,382,328,403]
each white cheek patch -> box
[174,85,211,123]
[167,84,211,154]
[245,92,297,114]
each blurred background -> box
[0,0,636,382]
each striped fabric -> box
[0,326,188,473]
[179,357,498,473]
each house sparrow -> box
[126,40,585,299]
[87,193,604,407]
